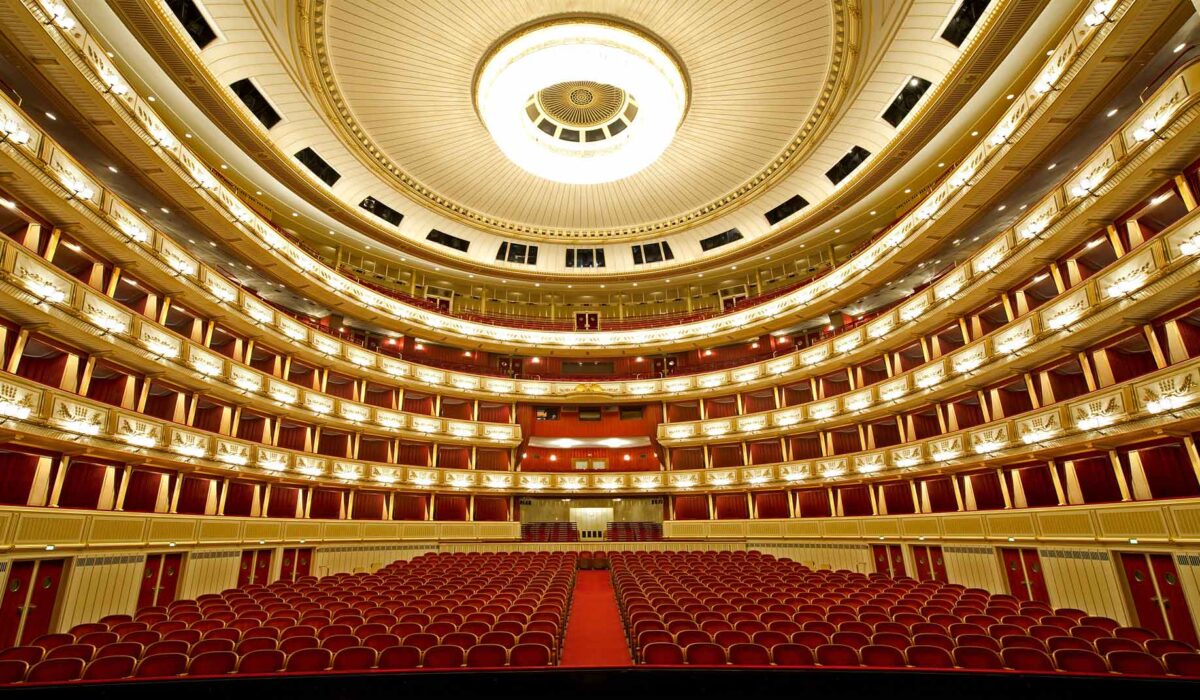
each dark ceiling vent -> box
[165,0,217,48]
[883,77,933,127]
[632,241,674,265]
[229,79,281,129]
[496,242,538,265]
[359,197,403,226]
[826,146,871,185]
[699,228,743,252]
[427,229,470,252]
[294,147,340,187]
[764,194,809,226]
[942,0,993,47]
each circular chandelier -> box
[474,19,688,185]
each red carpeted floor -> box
[559,570,633,666]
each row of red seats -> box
[0,552,575,685]
[611,551,1198,678]
[639,640,1200,676]
[520,523,580,542]
[0,642,554,683]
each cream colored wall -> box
[179,549,242,599]
[311,544,436,577]
[751,542,872,572]
[57,554,143,631]
[943,545,1006,593]
[1040,548,1129,624]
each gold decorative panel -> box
[1036,512,1097,539]
[1095,508,1169,539]
[86,517,147,544]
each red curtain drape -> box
[477,404,510,423]
[839,486,873,516]
[352,492,385,520]
[395,443,431,466]
[1072,457,1122,504]
[741,392,776,413]
[709,444,744,469]
[317,432,350,457]
[310,489,343,519]
[520,447,658,472]
[796,489,832,518]
[392,494,427,520]
[704,398,738,419]
[882,482,915,514]
[401,394,435,415]
[923,477,958,513]
[436,447,470,469]
[434,495,468,521]
[666,402,701,422]
[714,494,749,519]
[755,491,790,518]
[788,436,823,459]
[123,470,163,513]
[1135,444,1200,499]
[222,482,255,516]
[276,425,308,451]
[58,461,107,509]
[266,486,300,518]
[438,399,473,420]
[17,352,69,386]
[748,441,783,465]
[670,448,705,470]
[87,373,130,407]
[830,430,862,455]
[967,470,1006,510]
[358,439,389,462]
[473,496,509,521]
[0,451,39,505]
[475,449,510,471]
[673,495,709,520]
[1014,465,1058,507]
[176,476,212,515]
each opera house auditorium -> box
[1,0,1200,695]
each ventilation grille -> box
[295,147,340,187]
[765,195,809,225]
[230,78,281,129]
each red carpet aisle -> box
[559,570,634,666]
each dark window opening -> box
[826,146,871,185]
[359,197,403,226]
[882,77,932,127]
[765,195,809,226]
[229,78,280,129]
[165,0,216,48]
[700,228,744,252]
[942,0,993,47]
[295,147,341,187]
[427,229,470,252]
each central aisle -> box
[559,570,633,666]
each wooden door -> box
[237,550,255,587]
[912,546,932,581]
[888,545,907,578]
[1149,554,1199,647]
[137,554,162,611]
[156,553,183,606]
[1001,548,1030,601]
[928,545,949,583]
[871,545,890,575]
[279,548,296,583]
[294,548,312,578]
[1020,549,1050,604]
[0,561,36,646]
[252,549,271,585]
[20,559,65,644]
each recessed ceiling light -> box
[160,207,170,213]
[291,212,298,217]
[1047,163,1056,170]
[937,162,945,168]
[1174,43,1186,53]
[1106,108,1118,117]
[869,210,876,215]
[970,130,978,136]
[148,96,157,102]
[997,205,1006,211]
[903,188,911,194]
[0,199,15,210]
[45,112,56,120]
[1006,94,1015,100]
[184,133,193,139]
[107,165,118,173]
[220,164,228,169]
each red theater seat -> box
[1002,647,1054,672]
[377,646,421,670]
[906,645,954,669]
[728,643,770,666]
[237,649,285,674]
[0,659,29,684]
[642,642,684,665]
[1107,650,1166,676]
[45,644,94,662]
[0,647,43,665]
[860,644,906,668]
[136,652,188,677]
[815,644,860,667]
[26,657,84,683]
[685,642,726,665]
[82,655,135,680]
[771,643,814,667]
[331,646,377,672]
[285,647,332,672]
[465,644,508,667]
[1052,649,1108,674]
[509,644,552,667]
[423,645,465,668]
[1164,652,1200,677]
[187,650,238,676]
[953,646,1003,670]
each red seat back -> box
[284,647,332,672]
[906,645,953,669]
[815,643,860,667]
[26,657,84,683]
[135,652,188,678]
[236,649,285,674]
[953,646,1003,670]
[771,643,814,667]
[1107,650,1166,676]
[186,650,238,676]
[641,642,684,665]
[333,646,377,671]
[509,643,551,667]
[423,644,464,668]
[465,644,507,667]
[728,643,770,666]
[860,644,905,668]
[377,645,421,669]
[1001,647,1054,672]
[1052,648,1107,674]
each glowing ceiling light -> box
[474,20,688,184]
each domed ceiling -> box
[309,0,844,237]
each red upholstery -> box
[953,646,1003,670]
[26,657,84,683]
[906,645,953,669]
[377,646,421,669]
[771,644,814,667]
[135,652,188,677]
[642,642,684,665]
[728,643,770,666]
[82,655,136,680]
[1107,650,1166,676]
[285,647,332,672]
[0,660,29,684]
[1164,652,1200,677]
[1053,649,1108,674]
[860,644,906,668]
[237,649,285,674]
[509,644,552,667]
[684,642,726,665]
[424,645,464,668]
[465,644,508,667]
[333,646,377,671]
[0,647,43,664]
[1001,647,1054,672]
[45,644,94,662]
[187,650,238,676]
[816,644,860,667]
